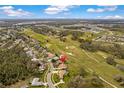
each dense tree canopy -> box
[67,75,104,88]
[80,41,124,59]
[0,46,39,87]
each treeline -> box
[98,25,124,33]
[0,46,39,87]
[67,67,104,88]
[80,41,124,59]
[63,26,83,30]
[58,29,124,59]
[59,30,84,37]
[108,25,124,32]
[30,26,57,35]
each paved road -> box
[46,62,55,88]
[82,49,117,88]
[99,76,117,88]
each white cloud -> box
[0,6,14,10]
[104,15,124,19]
[87,6,117,13]
[105,6,117,11]
[87,8,105,13]
[44,5,76,14]
[0,6,32,17]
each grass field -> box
[23,28,124,88]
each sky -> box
[0,5,124,19]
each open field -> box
[1,5,124,88]
[23,29,124,88]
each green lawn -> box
[23,29,124,88]
[24,28,48,47]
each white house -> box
[31,78,43,86]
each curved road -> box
[46,62,55,88]
[44,50,117,88]
[82,49,117,88]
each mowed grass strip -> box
[24,29,48,46]
[24,29,124,87]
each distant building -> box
[31,78,44,86]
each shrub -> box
[106,57,117,66]
[116,64,124,72]
[120,81,124,86]
[60,37,66,42]
[113,74,124,82]
[91,76,104,88]
[67,75,104,88]
[78,67,88,77]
